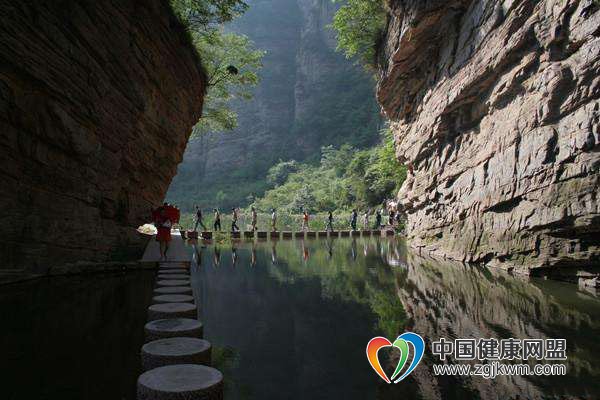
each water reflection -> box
[191,237,600,400]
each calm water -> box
[0,272,155,400]
[1,237,599,400]
[193,237,600,400]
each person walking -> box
[155,207,172,261]
[213,208,221,231]
[301,209,310,231]
[374,209,382,229]
[231,207,240,232]
[389,209,396,226]
[194,205,206,231]
[350,209,358,231]
[363,209,370,229]
[251,206,258,231]
[271,208,277,231]
[326,211,334,232]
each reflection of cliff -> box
[398,251,600,400]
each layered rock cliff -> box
[167,0,380,210]
[378,0,600,275]
[0,0,206,272]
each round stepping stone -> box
[145,318,203,342]
[141,337,212,371]
[157,274,189,280]
[148,303,197,321]
[137,364,223,400]
[159,263,190,270]
[153,294,194,304]
[154,286,192,295]
[156,279,190,287]
[158,269,188,274]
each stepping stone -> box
[141,337,212,371]
[257,231,267,238]
[137,364,223,400]
[270,231,280,239]
[145,318,204,342]
[154,286,192,295]
[159,262,190,270]
[148,302,197,321]
[157,274,189,280]
[156,279,190,287]
[153,294,195,304]
[282,231,292,238]
[243,231,254,238]
[158,269,188,274]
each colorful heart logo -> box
[366,332,425,384]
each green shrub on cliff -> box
[331,0,387,68]
[171,0,263,134]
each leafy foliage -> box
[171,0,248,30]
[193,30,264,134]
[331,0,387,68]
[252,129,406,213]
[170,0,263,134]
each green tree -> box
[193,30,264,134]
[170,0,263,134]
[331,0,387,68]
[267,160,300,186]
[171,0,248,30]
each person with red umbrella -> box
[154,203,173,261]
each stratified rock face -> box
[0,0,206,272]
[377,0,600,274]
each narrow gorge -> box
[378,0,600,277]
[0,0,206,273]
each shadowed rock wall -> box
[0,0,206,272]
[377,0,600,274]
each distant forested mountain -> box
[167,0,381,210]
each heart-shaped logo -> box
[366,332,425,384]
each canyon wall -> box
[378,0,600,275]
[167,0,380,210]
[0,0,206,272]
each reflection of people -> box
[302,240,309,262]
[351,238,357,260]
[194,205,207,231]
[232,246,238,267]
[155,207,172,261]
[213,247,221,267]
[326,238,333,260]
[271,241,277,264]
[251,242,257,267]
